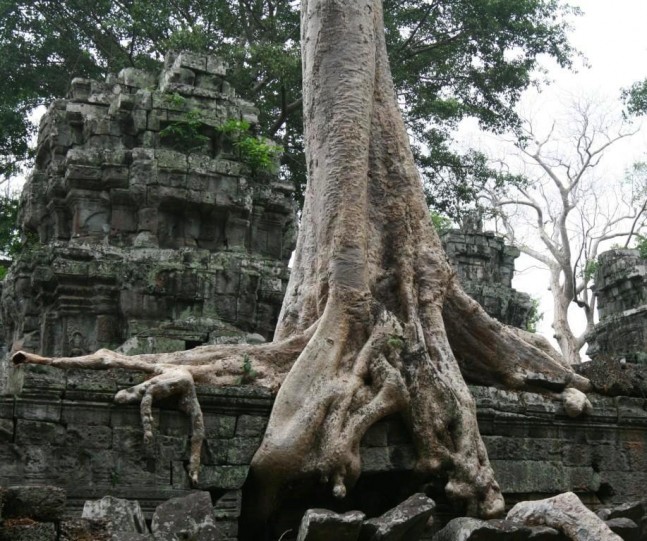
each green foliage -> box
[581,259,599,282]
[525,297,543,333]
[387,335,404,350]
[635,235,647,259]
[0,0,579,208]
[0,195,21,256]
[164,92,187,108]
[430,211,453,235]
[237,353,258,384]
[159,109,210,153]
[218,120,282,175]
[623,79,647,116]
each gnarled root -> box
[443,282,592,416]
[11,329,313,485]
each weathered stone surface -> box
[296,509,365,541]
[151,491,217,541]
[0,520,57,541]
[605,500,646,524]
[441,229,534,329]
[3,486,66,521]
[432,517,564,540]
[112,534,155,541]
[360,493,435,540]
[82,495,147,534]
[507,492,622,540]
[587,249,647,365]
[59,518,111,541]
[604,517,639,541]
[0,51,296,394]
[575,359,647,398]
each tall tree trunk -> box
[247,0,589,526]
[550,269,582,364]
[13,0,591,533]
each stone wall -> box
[587,249,647,363]
[2,363,646,539]
[441,230,534,329]
[0,51,295,379]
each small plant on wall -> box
[218,119,282,175]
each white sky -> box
[503,0,647,347]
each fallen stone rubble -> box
[2,485,647,540]
[0,486,233,540]
[297,492,647,541]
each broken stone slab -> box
[0,520,57,541]
[506,492,622,541]
[59,518,111,541]
[604,517,640,541]
[151,491,218,541]
[3,486,66,522]
[296,509,366,541]
[606,500,646,524]
[112,534,155,541]
[82,495,147,534]
[432,517,564,540]
[360,493,435,541]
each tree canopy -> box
[1,0,579,212]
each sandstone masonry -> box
[0,52,296,378]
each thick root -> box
[11,332,311,485]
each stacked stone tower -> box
[587,248,647,363]
[441,229,534,330]
[0,52,296,369]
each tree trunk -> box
[248,0,589,525]
[550,269,582,364]
[12,0,592,533]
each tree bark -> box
[12,0,592,533]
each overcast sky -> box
[506,0,647,347]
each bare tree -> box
[489,97,645,364]
[12,0,593,533]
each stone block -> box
[14,420,65,446]
[61,397,112,426]
[0,396,14,418]
[173,52,208,73]
[433,517,563,541]
[82,495,147,534]
[172,462,249,490]
[362,422,388,447]
[14,398,61,423]
[225,437,261,465]
[204,414,237,438]
[206,56,228,76]
[65,424,112,450]
[297,509,365,541]
[359,493,435,541]
[13,365,66,395]
[235,414,267,436]
[3,486,66,521]
[0,521,57,541]
[490,460,569,494]
[152,491,217,541]
[118,68,157,89]
[0,418,13,442]
[605,517,640,541]
[360,447,391,473]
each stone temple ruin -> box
[1,52,647,541]
[1,50,296,366]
